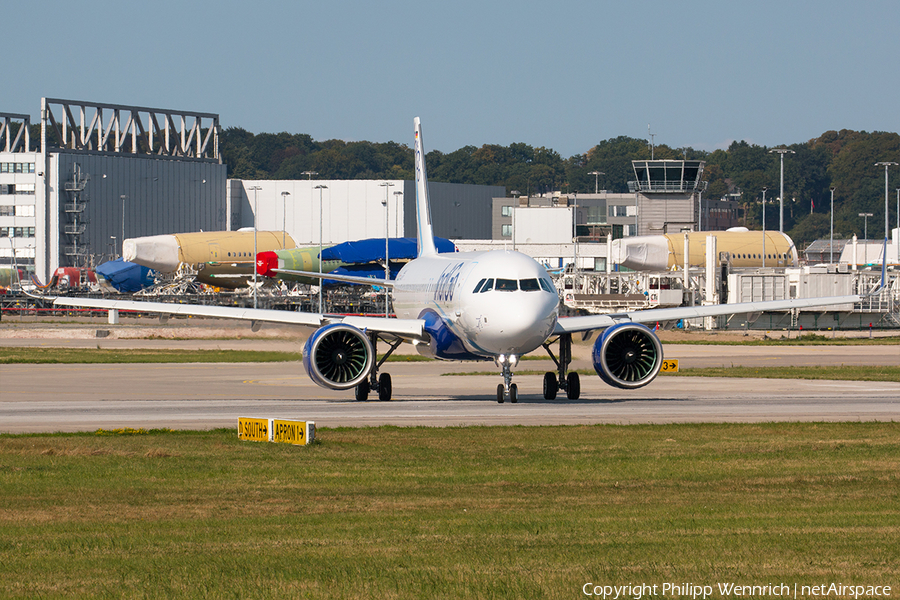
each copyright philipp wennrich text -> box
[582,582,893,599]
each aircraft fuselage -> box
[392,249,560,359]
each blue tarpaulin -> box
[96,258,156,293]
[321,237,456,263]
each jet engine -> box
[592,323,663,389]
[303,324,374,390]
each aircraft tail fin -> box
[413,117,438,257]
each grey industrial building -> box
[1,98,503,283]
[2,100,225,283]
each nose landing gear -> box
[495,354,518,403]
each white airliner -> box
[54,118,863,403]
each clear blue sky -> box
[6,0,898,157]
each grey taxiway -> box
[1,341,897,433]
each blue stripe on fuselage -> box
[418,308,490,361]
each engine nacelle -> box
[303,324,374,390]
[592,323,663,389]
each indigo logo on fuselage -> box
[434,262,464,303]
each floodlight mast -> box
[875,162,897,256]
[769,148,794,232]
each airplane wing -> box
[553,294,861,335]
[272,268,394,288]
[51,296,425,339]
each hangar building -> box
[2,98,503,283]
[1,100,225,283]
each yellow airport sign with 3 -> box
[661,359,679,373]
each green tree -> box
[788,213,831,249]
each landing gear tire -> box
[509,383,518,403]
[355,380,370,402]
[378,373,392,402]
[566,372,581,400]
[497,384,505,403]
[543,372,558,400]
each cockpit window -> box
[473,278,487,293]
[519,278,540,292]
[539,278,557,294]
[495,278,518,291]
[479,278,494,292]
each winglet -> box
[413,117,438,257]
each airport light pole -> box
[859,213,873,245]
[315,184,328,313]
[875,162,897,259]
[281,191,290,248]
[588,171,604,194]
[829,187,835,263]
[301,171,318,180]
[761,188,767,268]
[769,148,794,232]
[380,181,394,316]
[393,191,402,243]
[573,192,579,286]
[248,185,262,309]
[120,195,127,255]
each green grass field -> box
[0,347,304,364]
[1,424,897,599]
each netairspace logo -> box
[582,582,893,599]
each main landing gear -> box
[541,333,581,400]
[355,332,402,402]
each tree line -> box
[221,127,898,249]
[14,121,898,249]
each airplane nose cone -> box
[476,295,557,354]
[123,234,180,272]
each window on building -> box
[0,205,14,216]
[0,163,35,174]
[586,206,607,225]
[501,205,513,217]
[501,224,512,237]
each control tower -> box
[628,160,706,235]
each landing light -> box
[509,354,519,366]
